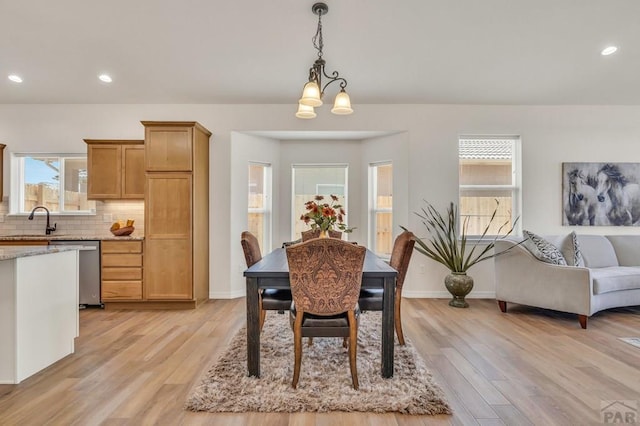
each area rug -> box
[185,311,451,414]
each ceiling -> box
[2,0,639,105]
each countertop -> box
[0,234,144,241]
[0,245,88,261]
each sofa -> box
[494,234,640,328]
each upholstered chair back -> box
[301,228,343,241]
[241,231,262,267]
[286,238,366,315]
[389,230,415,290]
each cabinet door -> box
[87,145,121,199]
[145,174,192,239]
[121,144,145,199]
[144,239,192,300]
[145,127,193,172]
[144,173,192,300]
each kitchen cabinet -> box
[142,121,210,308]
[85,140,145,199]
[0,143,5,200]
[101,240,143,301]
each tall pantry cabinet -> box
[142,121,211,308]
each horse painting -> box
[595,164,640,226]
[565,169,599,225]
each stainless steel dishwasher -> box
[49,240,102,308]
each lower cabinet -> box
[101,240,143,301]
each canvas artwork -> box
[562,162,640,226]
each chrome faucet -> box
[28,206,57,235]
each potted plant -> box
[403,200,518,308]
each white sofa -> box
[494,235,640,328]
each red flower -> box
[299,194,354,233]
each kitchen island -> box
[0,245,81,384]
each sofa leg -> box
[578,315,587,329]
[497,300,507,313]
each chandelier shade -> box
[295,103,317,119]
[299,81,322,107]
[295,2,353,119]
[331,89,353,115]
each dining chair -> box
[241,231,292,330]
[358,230,415,345]
[301,228,343,241]
[286,238,366,390]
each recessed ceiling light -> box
[98,74,112,83]
[8,74,23,83]
[601,46,618,56]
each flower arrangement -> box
[300,194,354,233]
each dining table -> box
[244,246,398,378]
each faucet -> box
[28,206,57,235]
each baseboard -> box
[402,290,496,299]
[209,289,246,299]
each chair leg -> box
[497,300,507,313]
[342,337,348,348]
[347,310,359,390]
[394,293,405,346]
[308,337,313,346]
[259,307,267,331]
[292,312,304,389]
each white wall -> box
[2,104,640,300]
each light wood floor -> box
[0,298,638,425]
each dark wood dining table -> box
[244,247,398,378]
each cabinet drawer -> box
[102,240,142,253]
[102,267,142,281]
[102,281,142,300]
[102,253,142,267]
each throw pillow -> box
[523,230,568,265]
[560,231,584,267]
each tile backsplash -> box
[0,198,145,237]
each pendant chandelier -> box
[296,2,353,119]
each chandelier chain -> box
[312,11,324,58]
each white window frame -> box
[10,153,95,215]
[458,136,522,237]
[291,163,349,241]
[369,161,393,258]
[248,162,272,252]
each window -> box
[369,162,393,257]
[11,154,95,214]
[292,164,348,239]
[458,137,521,236]
[248,163,272,252]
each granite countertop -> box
[0,245,88,261]
[0,234,144,241]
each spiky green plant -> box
[402,200,518,273]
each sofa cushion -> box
[555,231,584,267]
[591,267,640,294]
[606,235,640,267]
[575,235,619,268]
[523,230,567,265]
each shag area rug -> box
[185,311,451,414]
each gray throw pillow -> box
[523,230,568,265]
[560,231,584,267]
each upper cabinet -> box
[142,122,195,172]
[85,139,145,200]
[0,143,5,200]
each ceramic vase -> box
[444,272,474,308]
